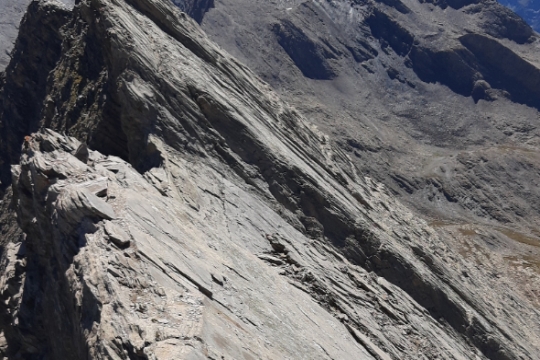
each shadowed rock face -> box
[272,19,339,80]
[459,33,540,106]
[0,0,206,73]
[0,0,74,71]
[407,32,540,107]
[366,9,414,57]
[0,0,539,359]
[0,0,71,193]
[171,0,214,23]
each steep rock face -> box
[0,0,71,193]
[459,33,540,106]
[0,0,74,71]
[0,0,209,74]
[0,0,539,359]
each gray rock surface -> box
[0,0,538,359]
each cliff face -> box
[0,0,539,359]
[0,0,74,71]
[0,0,72,191]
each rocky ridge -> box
[0,0,538,359]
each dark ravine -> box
[0,0,538,359]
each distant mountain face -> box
[500,0,540,31]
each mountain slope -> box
[198,0,540,307]
[199,0,540,226]
[0,0,538,359]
